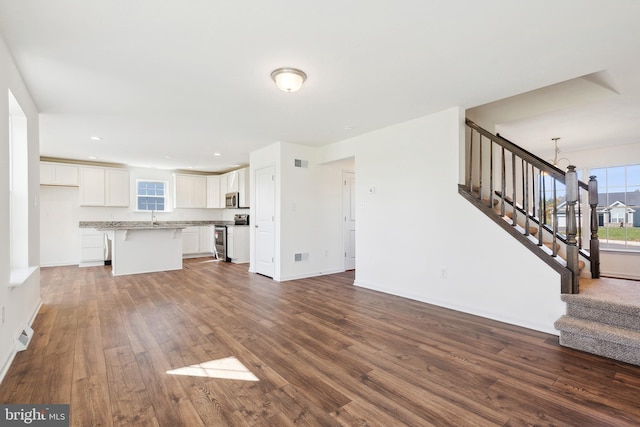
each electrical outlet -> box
[440,268,447,279]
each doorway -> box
[343,170,356,270]
[254,165,276,277]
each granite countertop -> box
[80,220,235,230]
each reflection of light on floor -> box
[166,357,259,381]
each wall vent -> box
[294,252,309,262]
[294,159,309,168]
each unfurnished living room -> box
[2,1,640,426]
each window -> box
[590,164,640,251]
[136,180,167,211]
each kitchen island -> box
[97,223,186,276]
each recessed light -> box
[164,155,172,159]
[213,152,222,157]
[89,136,102,141]
[88,156,97,160]
[344,125,354,131]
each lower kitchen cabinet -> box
[226,225,249,264]
[182,226,214,257]
[79,228,106,267]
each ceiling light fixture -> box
[89,136,102,141]
[271,67,307,93]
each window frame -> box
[589,164,640,253]
[135,179,169,212]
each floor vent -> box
[15,326,34,352]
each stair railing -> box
[464,119,600,294]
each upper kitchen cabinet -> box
[206,175,222,208]
[237,167,249,208]
[79,166,130,207]
[40,162,79,186]
[174,173,207,208]
[227,170,238,193]
[220,167,250,208]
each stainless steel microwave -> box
[225,192,239,208]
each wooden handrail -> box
[466,119,589,190]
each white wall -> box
[0,34,42,380]
[326,107,564,334]
[40,166,228,266]
[248,142,354,281]
[278,144,353,280]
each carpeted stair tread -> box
[561,294,640,317]
[554,315,640,365]
[554,315,640,347]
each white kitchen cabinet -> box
[219,174,228,207]
[237,167,250,208]
[40,162,79,186]
[227,170,238,193]
[106,169,130,207]
[175,174,207,208]
[79,166,130,207]
[79,167,106,206]
[182,226,201,255]
[226,225,249,263]
[182,226,214,256]
[79,228,105,267]
[206,175,222,208]
[200,226,213,253]
[220,167,250,208]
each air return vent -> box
[294,159,309,168]
[294,252,309,262]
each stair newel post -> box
[588,175,600,278]
[565,165,580,293]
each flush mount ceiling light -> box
[271,67,307,93]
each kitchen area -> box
[39,161,251,275]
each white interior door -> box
[255,165,276,277]
[343,170,356,270]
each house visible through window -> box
[590,164,640,252]
[137,180,167,211]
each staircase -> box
[462,120,640,367]
[555,278,640,366]
[461,119,599,294]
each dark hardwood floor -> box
[2,259,640,426]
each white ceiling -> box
[1,1,640,172]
